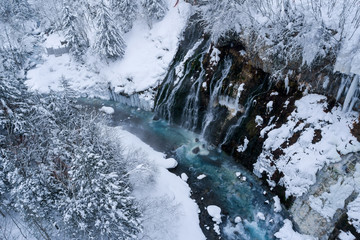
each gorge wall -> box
[151,13,360,239]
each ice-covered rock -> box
[256,212,265,221]
[197,174,206,180]
[234,216,242,223]
[273,196,282,213]
[207,205,222,224]
[181,173,189,182]
[99,106,115,115]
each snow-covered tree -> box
[94,1,126,60]
[0,81,142,238]
[0,0,32,24]
[141,0,167,26]
[111,0,138,33]
[62,4,89,60]
[63,141,141,239]
[0,50,32,137]
[11,0,33,22]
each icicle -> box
[284,76,290,95]
[336,76,350,101]
[343,75,359,112]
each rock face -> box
[153,13,360,239]
[290,154,360,239]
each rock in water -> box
[192,146,200,154]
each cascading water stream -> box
[157,67,184,122]
[181,59,206,130]
[154,36,210,125]
[201,57,232,138]
[220,81,270,147]
[78,97,287,240]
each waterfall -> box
[109,87,153,111]
[220,81,269,147]
[156,68,186,122]
[155,34,211,127]
[181,66,205,130]
[201,58,232,137]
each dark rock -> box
[192,147,200,154]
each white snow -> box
[254,94,360,198]
[99,106,114,115]
[197,174,206,180]
[175,39,202,85]
[273,196,282,213]
[181,173,189,182]
[260,124,276,138]
[207,205,222,224]
[210,47,221,66]
[234,216,242,223]
[266,101,273,114]
[218,83,245,116]
[27,0,192,108]
[255,115,263,126]
[207,205,222,235]
[106,127,205,240]
[202,82,207,89]
[237,137,249,152]
[106,1,191,94]
[256,212,265,221]
[27,51,102,95]
[159,157,178,169]
[338,231,356,240]
[275,219,317,240]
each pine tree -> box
[61,118,141,239]
[0,49,32,138]
[141,0,167,26]
[111,0,138,33]
[11,0,33,22]
[62,4,89,60]
[95,1,126,60]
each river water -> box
[78,98,286,240]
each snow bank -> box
[275,219,317,240]
[254,94,360,198]
[106,127,205,240]
[27,0,192,107]
[338,231,356,240]
[104,0,191,98]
